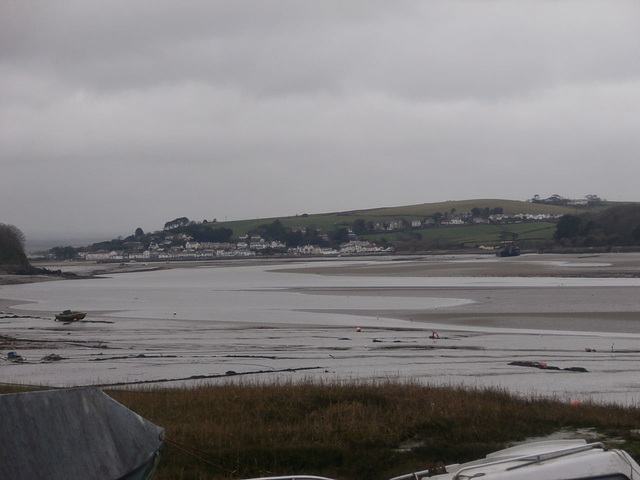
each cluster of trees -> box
[471,207,504,217]
[531,194,570,205]
[49,245,77,260]
[250,220,347,249]
[0,223,29,267]
[530,194,603,206]
[183,224,233,243]
[164,217,191,231]
[161,217,232,243]
[555,205,640,247]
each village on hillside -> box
[79,237,392,262]
[25,194,633,263]
[56,207,564,263]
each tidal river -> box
[2,254,640,405]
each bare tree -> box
[0,223,25,250]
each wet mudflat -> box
[2,253,640,405]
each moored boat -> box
[55,310,87,321]
[496,242,520,257]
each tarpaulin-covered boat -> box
[0,387,164,480]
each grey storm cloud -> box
[2,1,640,244]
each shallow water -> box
[4,261,640,327]
[3,263,475,327]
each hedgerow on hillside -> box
[555,205,640,247]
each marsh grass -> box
[2,381,639,479]
[95,381,640,480]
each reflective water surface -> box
[4,259,640,329]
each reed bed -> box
[99,380,640,480]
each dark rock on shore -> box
[509,361,588,372]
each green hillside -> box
[364,222,557,248]
[80,198,631,256]
[212,199,581,238]
[346,199,576,217]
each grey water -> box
[3,260,640,331]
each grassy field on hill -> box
[364,222,557,247]
[213,199,579,239]
[347,199,577,217]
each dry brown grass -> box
[2,381,639,479]
[98,380,640,480]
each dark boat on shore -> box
[55,310,87,321]
[496,242,520,257]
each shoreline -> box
[4,250,640,284]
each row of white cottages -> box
[407,212,563,228]
[81,240,388,261]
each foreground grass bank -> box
[4,381,640,480]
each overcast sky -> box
[2,1,640,243]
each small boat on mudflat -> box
[55,310,87,321]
